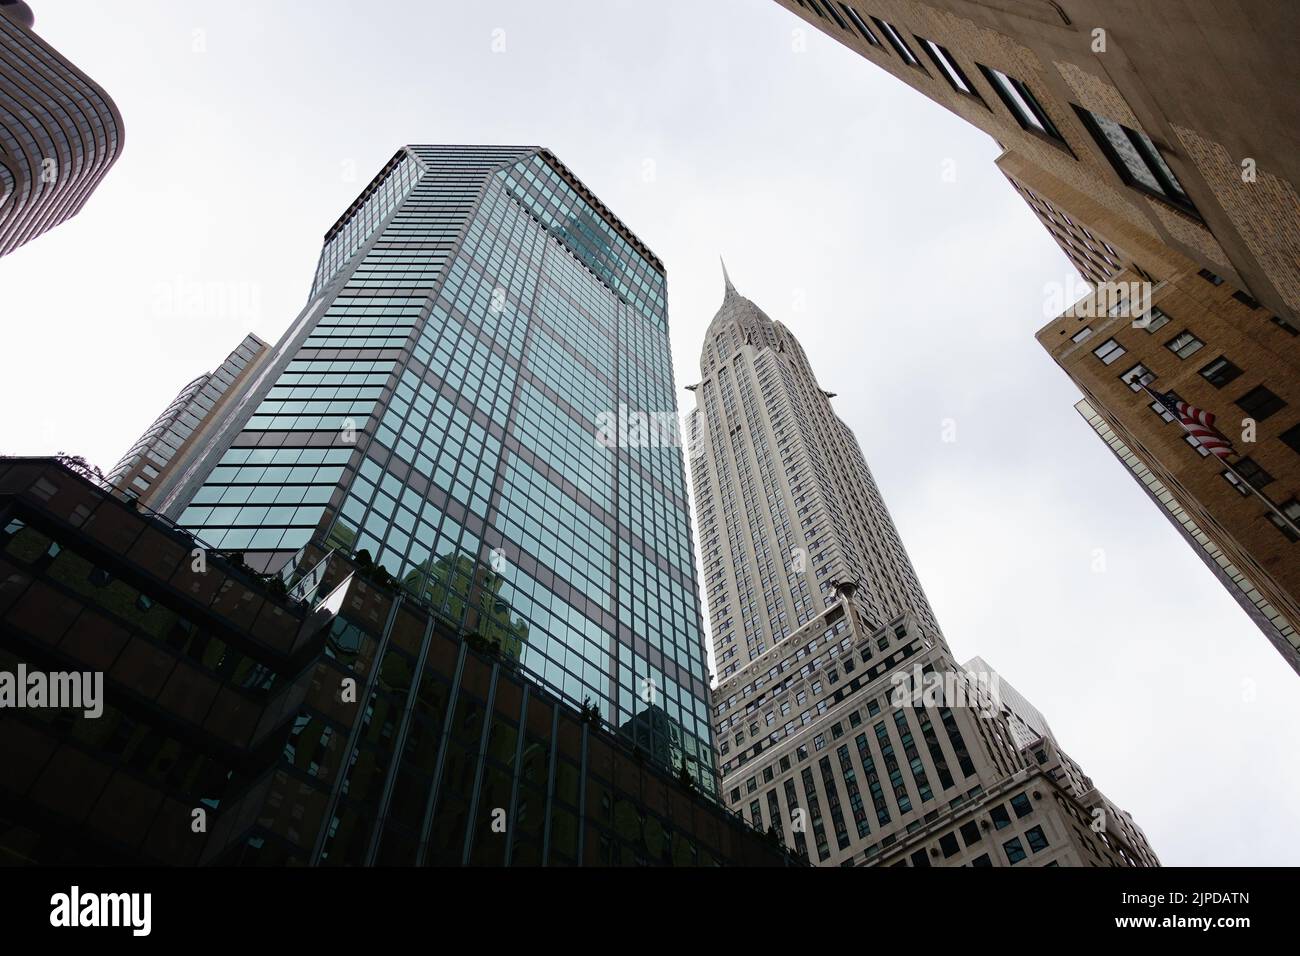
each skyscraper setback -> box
[144,145,716,792]
[691,275,1157,866]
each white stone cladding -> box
[688,273,944,679]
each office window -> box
[978,65,1064,142]
[870,17,923,67]
[918,37,978,97]
[1150,393,1178,423]
[1073,106,1197,214]
[1266,499,1300,542]
[959,820,982,847]
[1235,386,1286,422]
[1270,314,1298,337]
[1281,424,1300,455]
[1185,434,1210,457]
[1092,338,1126,365]
[970,853,993,867]
[1106,290,1136,318]
[810,0,849,31]
[990,805,1011,830]
[939,832,961,858]
[1198,268,1224,286]
[1199,356,1243,388]
[840,4,881,46]
[1165,330,1204,359]
[1025,825,1050,853]
[1002,836,1027,864]
[1231,290,1261,310]
[1120,363,1155,391]
[1071,326,1094,343]
[1222,457,1273,495]
[1139,307,1172,333]
[1010,793,1033,818]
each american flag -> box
[1143,385,1234,459]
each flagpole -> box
[1220,455,1300,538]
[1139,383,1300,537]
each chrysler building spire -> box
[688,284,945,675]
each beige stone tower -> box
[687,265,944,681]
[690,275,1157,867]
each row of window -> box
[1085,305,1300,540]
[904,791,1045,866]
[797,0,1200,217]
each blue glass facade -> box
[163,146,715,791]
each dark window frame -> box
[1269,314,1298,337]
[1092,337,1126,365]
[977,64,1069,150]
[1235,385,1287,422]
[1120,362,1156,391]
[839,4,882,46]
[1164,328,1205,360]
[1199,355,1244,388]
[871,16,927,72]
[1003,836,1027,864]
[807,0,849,32]
[1072,105,1200,218]
[1025,825,1050,853]
[917,36,984,103]
[1138,306,1172,333]
[1150,390,1183,423]
[1266,498,1300,542]
[1222,457,1274,495]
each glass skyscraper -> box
[151,146,716,791]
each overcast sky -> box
[2,0,1296,866]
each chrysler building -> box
[687,265,943,679]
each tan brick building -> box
[775,0,1300,671]
[776,0,1299,324]
[1039,267,1300,673]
